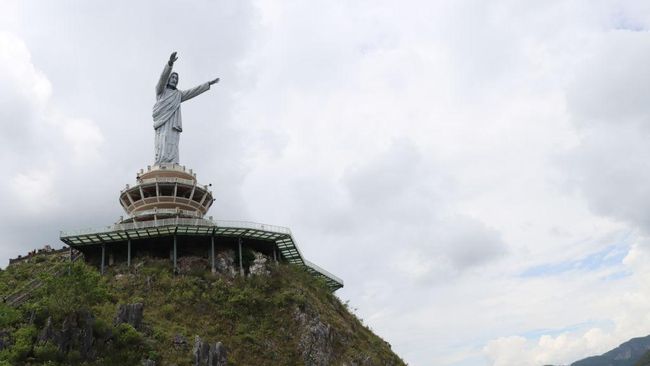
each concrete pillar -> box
[238,237,244,276]
[273,247,278,264]
[211,236,215,273]
[127,239,131,267]
[101,244,105,275]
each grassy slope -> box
[0,254,405,366]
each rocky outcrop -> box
[172,333,188,350]
[341,355,375,366]
[178,256,209,274]
[249,251,270,276]
[114,303,144,330]
[214,250,237,276]
[294,306,335,366]
[193,335,227,366]
[37,311,96,359]
[0,330,12,351]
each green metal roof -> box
[60,218,343,291]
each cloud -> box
[6,2,650,366]
[562,31,650,233]
[484,237,650,366]
[0,31,51,152]
[334,139,508,278]
[0,1,259,264]
[0,31,107,262]
[484,329,617,366]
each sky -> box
[2,0,650,365]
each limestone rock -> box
[193,335,228,366]
[114,303,144,330]
[249,251,270,276]
[214,250,236,276]
[37,316,56,344]
[341,355,374,366]
[142,359,156,366]
[0,330,11,351]
[63,311,95,358]
[178,256,208,274]
[294,307,334,366]
[173,333,188,350]
[37,311,96,359]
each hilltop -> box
[561,335,650,366]
[0,251,404,365]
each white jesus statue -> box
[152,51,219,164]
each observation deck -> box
[61,163,343,292]
[60,218,344,291]
[119,164,213,222]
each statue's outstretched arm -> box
[180,82,211,102]
[180,77,219,102]
[156,52,177,96]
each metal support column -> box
[68,246,72,275]
[211,235,215,273]
[273,247,277,264]
[238,237,244,276]
[101,244,105,275]
[127,239,131,267]
[173,235,177,274]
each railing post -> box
[101,244,105,275]
[127,239,131,267]
[211,235,215,273]
[238,237,244,276]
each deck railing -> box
[59,218,342,288]
[304,259,343,285]
[60,218,292,238]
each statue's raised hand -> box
[209,78,220,85]
[168,52,178,66]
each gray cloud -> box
[563,30,650,233]
[0,1,259,262]
[6,2,650,365]
[337,139,506,276]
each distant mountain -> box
[570,335,650,366]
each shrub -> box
[0,304,21,328]
[92,317,111,338]
[7,325,36,362]
[105,323,147,365]
[114,323,141,349]
[33,342,61,362]
[161,303,175,320]
[38,262,109,320]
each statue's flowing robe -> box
[152,63,210,164]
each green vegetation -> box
[0,253,404,365]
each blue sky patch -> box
[520,244,629,278]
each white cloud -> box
[483,239,650,366]
[4,1,650,366]
[9,167,59,214]
[61,117,104,164]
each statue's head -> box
[168,72,179,89]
